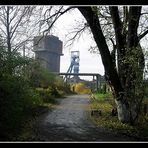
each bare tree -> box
[0,6,34,73]
[0,6,54,73]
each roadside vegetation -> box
[71,83,91,94]
[89,83,148,140]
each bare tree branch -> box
[34,6,77,47]
[65,25,87,47]
[10,7,32,39]
[43,6,76,33]
[141,12,148,15]
[139,29,148,40]
[9,7,20,24]
[41,6,75,23]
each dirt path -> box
[32,95,137,142]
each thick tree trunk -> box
[109,7,127,88]
[115,95,142,124]
[110,6,144,124]
[78,7,123,96]
[115,99,130,123]
[78,6,144,124]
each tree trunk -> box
[109,6,144,124]
[6,6,12,74]
[78,6,144,124]
[109,7,127,88]
[115,99,130,123]
[78,7,123,96]
[115,94,143,124]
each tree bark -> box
[127,7,141,48]
[109,7,127,88]
[78,6,144,124]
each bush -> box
[36,87,56,104]
[0,75,42,139]
[73,83,91,94]
[24,60,56,88]
[36,85,67,104]
[0,45,72,140]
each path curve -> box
[33,95,136,142]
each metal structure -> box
[57,72,105,91]
[65,51,80,81]
[33,35,63,72]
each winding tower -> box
[65,51,80,82]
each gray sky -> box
[51,8,105,80]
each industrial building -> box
[65,51,80,82]
[33,35,63,72]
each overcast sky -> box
[50,8,105,80]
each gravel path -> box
[32,95,137,142]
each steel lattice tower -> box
[65,51,80,81]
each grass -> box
[89,93,148,140]
[94,93,112,101]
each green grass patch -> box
[94,92,113,101]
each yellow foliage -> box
[72,83,91,94]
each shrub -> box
[73,83,91,94]
[24,60,56,88]
[36,87,56,103]
[0,75,42,139]
[0,45,72,140]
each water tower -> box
[33,35,63,72]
